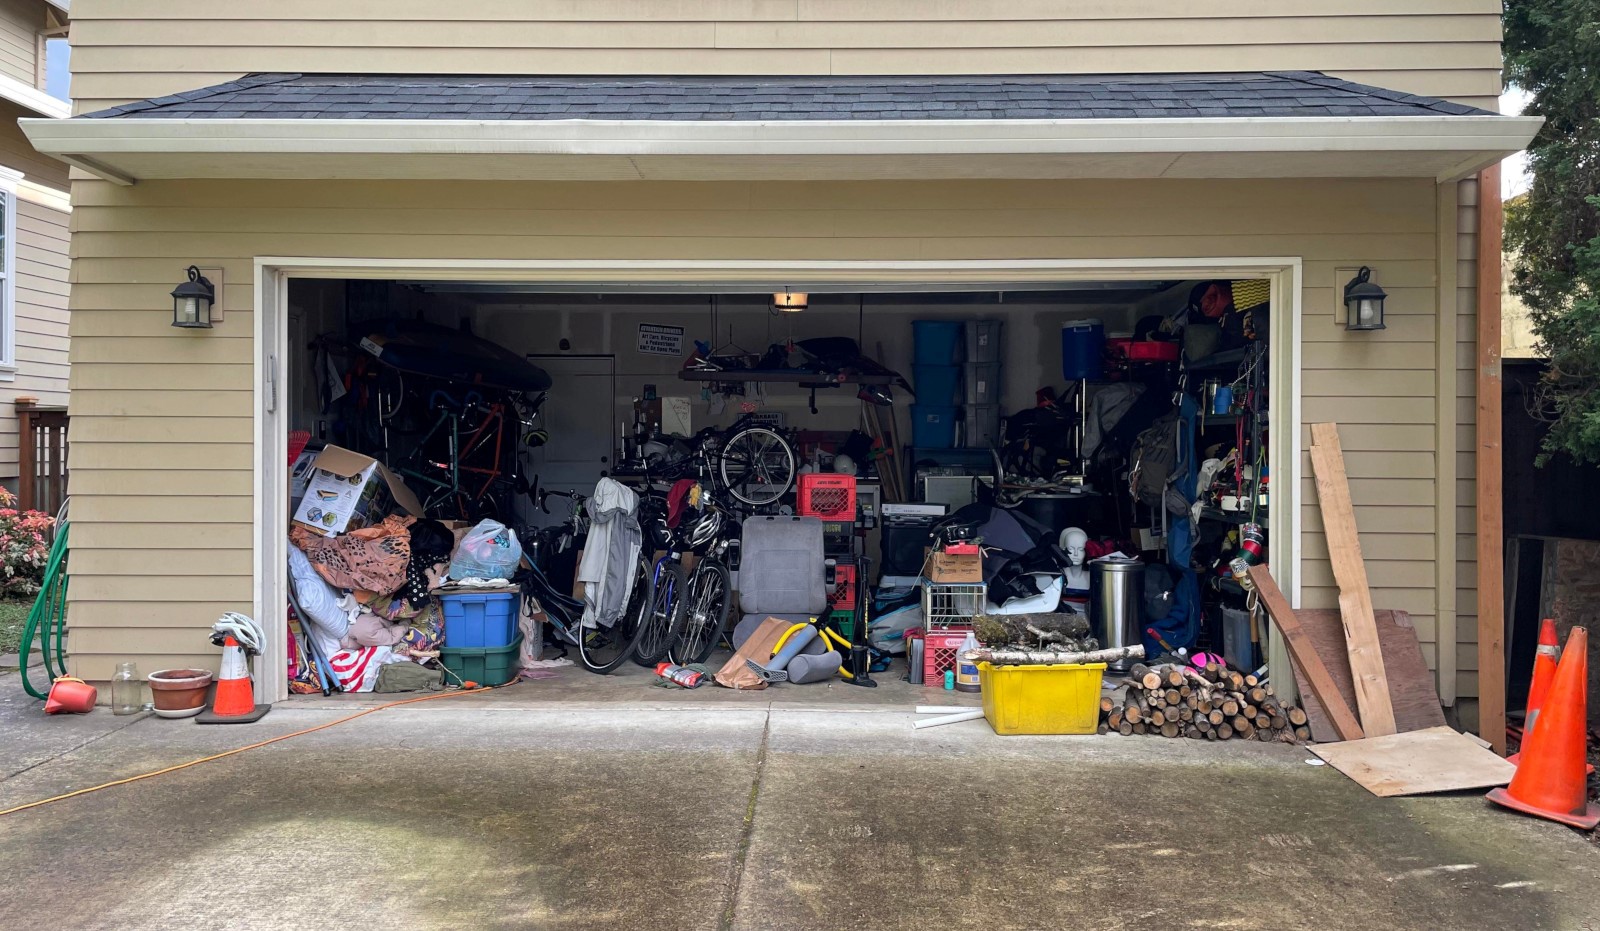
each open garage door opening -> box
[274,271,1287,722]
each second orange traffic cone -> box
[1487,626,1600,830]
[210,635,256,717]
[1510,618,1562,767]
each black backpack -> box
[1129,411,1188,516]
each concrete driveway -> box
[2,674,1599,930]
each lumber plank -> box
[1245,565,1365,741]
[1309,726,1514,797]
[1309,422,1397,738]
[1290,608,1447,743]
[1474,163,1507,755]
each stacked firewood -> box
[1099,661,1311,742]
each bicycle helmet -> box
[210,611,265,656]
[685,508,723,549]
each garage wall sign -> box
[637,323,685,356]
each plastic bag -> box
[449,519,523,581]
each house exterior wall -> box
[66,0,1503,114]
[62,176,1472,699]
[0,100,68,483]
[0,0,47,89]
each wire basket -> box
[921,581,987,630]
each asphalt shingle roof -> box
[80,72,1494,122]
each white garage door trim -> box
[255,256,1304,703]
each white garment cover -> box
[577,477,642,629]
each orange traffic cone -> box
[196,635,270,724]
[1510,618,1562,767]
[1487,626,1600,829]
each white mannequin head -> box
[1059,527,1088,566]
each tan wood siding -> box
[0,195,70,481]
[62,176,1465,697]
[68,0,1502,113]
[0,0,42,88]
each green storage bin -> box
[440,634,522,687]
[828,609,857,640]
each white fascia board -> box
[0,74,69,120]
[20,114,1544,183]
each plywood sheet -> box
[1292,609,1447,743]
[1310,726,1515,797]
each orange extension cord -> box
[0,683,506,819]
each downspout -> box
[1475,163,1507,754]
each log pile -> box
[1097,661,1311,743]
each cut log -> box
[973,611,1091,648]
[1134,723,1147,735]
[1269,715,1288,731]
[1217,723,1234,740]
[1161,722,1181,738]
[1124,703,1142,725]
[1098,722,1109,735]
[1221,699,1240,717]
[1245,674,1260,687]
[1208,710,1225,726]
[969,644,1146,667]
[1197,699,1214,715]
[1150,709,1167,727]
[1165,668,1185,688]
[1129,663,1163,690]
[1231,715,1250,732]
[1288,707,1309,727]
[1249,687,1268,705]
[1164,689,1182,706]
[1242,703,1258,718]
[1254,713,1271,730]
[1294,726,1311,741]
[1107,709,1124,729]
[1119,721,1135,736]
[1185,725,1202,739]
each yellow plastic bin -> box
[978,661,1106,735]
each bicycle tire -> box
[668,558,731,666]
[718,426,796,507]
[631,559,686,666]
[576,553,651,674]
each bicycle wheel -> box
[631,559,686,666]
[668,558,731,666]
[576,553,651,674]
[718,426,796,507]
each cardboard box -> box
[927,549,983,584]
[291,445,423,536]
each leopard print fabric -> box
[291,514,413,596]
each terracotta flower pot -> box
[147,668,213,719]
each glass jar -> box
[111,662,143,715]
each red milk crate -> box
[922,627,974,686]
[798,473,857,519]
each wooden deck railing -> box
[16,398,67,515]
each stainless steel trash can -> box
[1090,557,1145,673]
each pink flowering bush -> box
[0,487,54,597]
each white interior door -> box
[521,355,616,528]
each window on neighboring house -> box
[43,38,68,103]
[0,186,17,372]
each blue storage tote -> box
[440,591,520,648]
[910,404,959,448]
[1061,319,1106,380]
[913,364,963,405]
[912,321,963,366]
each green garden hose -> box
[20,515,69,700]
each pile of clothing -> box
[286,515,521,693]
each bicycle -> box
[640,413,799,510]
[519,487,655,674]
[629,484,735,667]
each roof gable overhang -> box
[21,113,1542,186]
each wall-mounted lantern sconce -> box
[1342,266,1387,331]
[772,289,808,313]
[171,265,215,329]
